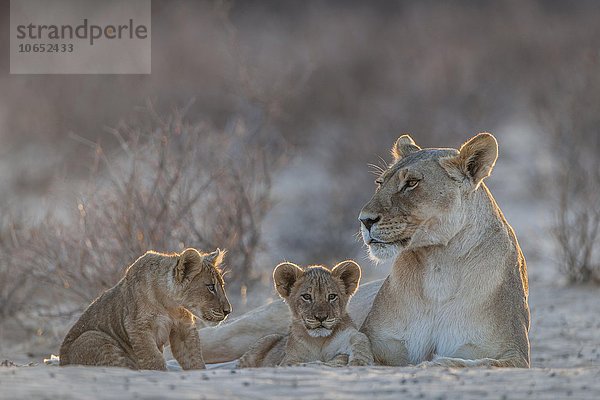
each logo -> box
[10,0,151,74]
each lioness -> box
[358,133,529,367]
[60,248,232,370]
[197,133,530,368]
[238,261,373,367]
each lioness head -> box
[273,260,361,337]
[173,248,232,323]
[359,133,498,261]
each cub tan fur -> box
[60,248,231,370]
[238,261,373,367]
[196,133,529,369]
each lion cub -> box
[239,261,373,367]
[60,248,231,370]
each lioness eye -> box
[405,179,419,189]
[207,284,216,293]
[301,294,312,302]
[328,294,338,301]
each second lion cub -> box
[238,261,373,367]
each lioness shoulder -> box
[239,260,373,367]
[59,248,231,370]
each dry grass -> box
[0,213,35,319]
[554,179,600,284]
[535,57,600,284]
[1,106,283,322]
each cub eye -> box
[301,294,312,302]
[328,294,338,301]
[206,284,216,293]
[405,179,419,189]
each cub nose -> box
[359,215,381,231]
[315,314,328,323]
[223,308,231,316]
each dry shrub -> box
[23,106,283,312]
[550,143,600,283]
[0,213,35,319]
[553,167,600,283]
[535,56,600,284]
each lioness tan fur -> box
[197,133,530,369]
[60,248,232,370]
[358,133,529,367]
[238,261,373,367]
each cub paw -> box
[325,353,349,367]
[348,357,371,366]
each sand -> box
[2,277,600,399]
[2,364,599,399]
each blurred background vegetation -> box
[0,0,599,355]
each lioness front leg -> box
[361,321,409,366]
[129,329,167,370]
[348,331,374,366]
[430,353,528,368]
[420,344,529,368]
[360,278,410,366]
[170,324,205,370]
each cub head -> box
[173,248,232,324]
[359,133,498,261]
[273,260,361,337]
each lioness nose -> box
[360,215,380,231]
[315,314,327,322]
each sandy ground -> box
[2,364,600,400]
[1,277,600,399]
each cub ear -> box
[392,134,421,162]
[204,248,225,267]
[440,133,498,189]
[331,260,361,296]
[273,262,304,299]
[175,248,203,283]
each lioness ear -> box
[205,248,225,267]
[331,260,361,296]
[175,248,203,283]
[273,262,303,299]
[440,133,498,189]
[392,134,421,162]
